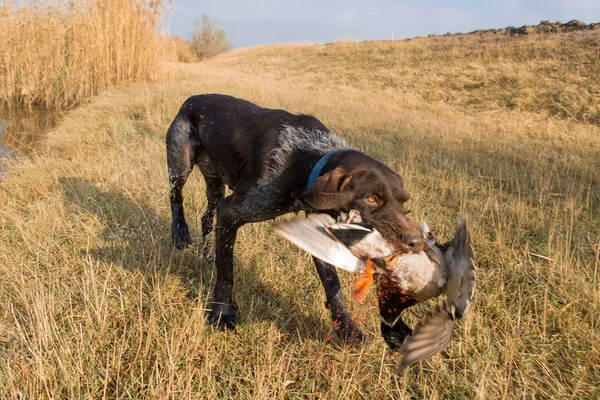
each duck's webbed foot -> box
[381,319,412,350]
[378,289,417,350]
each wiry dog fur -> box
[264,125,349,179]
[166,94,424,346]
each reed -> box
[164,36,199,63]
[0,0,168,109]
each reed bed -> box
[163,36,199,63]
[0,0,170,109]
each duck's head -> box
[302,150,425,253]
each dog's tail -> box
[166,100,204,190]
[166,98,202,148]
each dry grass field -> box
[1,31,599,398]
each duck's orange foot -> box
[352,259,374,302]
[353,277,373,302]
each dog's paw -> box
[333,314,364,346]
[172,220,191,250]
[381,320,412,351]
[207,303,238,331]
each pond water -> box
[0,106,60,178]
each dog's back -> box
[168,94,332,188]
[171,94,328,143]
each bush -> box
[190,14,231,60]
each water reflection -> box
[0,106,60,177]
[0,106,60,154]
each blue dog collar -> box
[307,149,344,190]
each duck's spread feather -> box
[442,216,476,318]
[325,223,394,259]
[272,214,366,273]
[396,216,476,373]
[396,301,456,373]
[325,223,373,248]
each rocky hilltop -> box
[443,19,599,37]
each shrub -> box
[190,14,231,60]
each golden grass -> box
[215,31,600,125]
[0,0,169,110]
[1,32,599,398]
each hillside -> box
[219,27,600,125]
[1,29,599,398]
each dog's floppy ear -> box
[303,168,357,210]
[398,188,410,203]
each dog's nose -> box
[401,232,424,251]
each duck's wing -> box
[396,216,476,374]
[421,220,438,248]
[443,216,476,318]
[324,222,372,246]
[272,214,366,273]
[396,302,455,374]
[325,223,394,259]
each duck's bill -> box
[273,214,366,273]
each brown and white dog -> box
[166,94,424,345]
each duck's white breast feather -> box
[391,250,447,301]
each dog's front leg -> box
[207,201,240,330]
[313,258,364,345]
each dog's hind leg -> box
[166,117,197,250]
[314,258,364,345]
[207,196,241,330]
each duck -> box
[272,211,476,373]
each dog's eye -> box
[364,195,378,206]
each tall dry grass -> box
[0,0,169,109]
[0,33,599,398]
[163,36,199,63]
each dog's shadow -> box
[58,177,330,341]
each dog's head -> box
[303,150,425,253]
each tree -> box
[190,14,231,60]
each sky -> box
[165,0,600,48]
